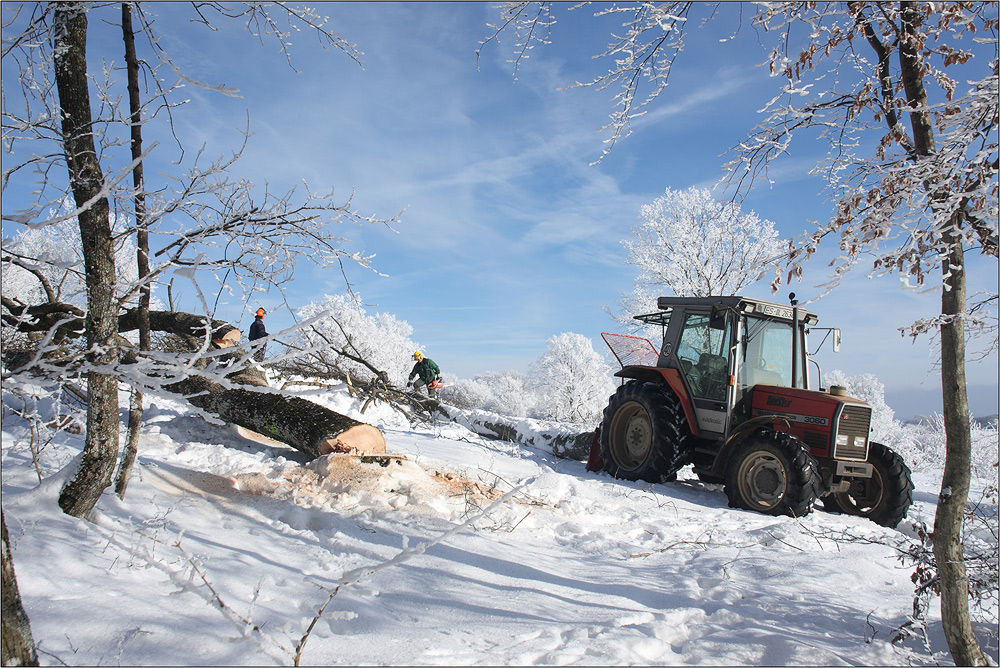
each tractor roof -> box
[633,295,818,326]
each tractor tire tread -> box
[724,431,819,518]
[599,380,690,483]
[822,441,913,528]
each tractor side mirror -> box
[832,328,841,353]
[709,305,727,330]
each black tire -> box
[599,380,690,483]
[724,432,819,518]
[821,442,914,528]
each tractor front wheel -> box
[600,381,689,483]
[821,442,913,528]
[724,432,819,518]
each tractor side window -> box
[677,313,731,401]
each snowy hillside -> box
[2,383,997,666]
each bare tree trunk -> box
[934,230,987,665]
[115,2,150,499]
[52,2,121,519]
[898,3,985,664]
[2,511,39,667]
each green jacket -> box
[408,358,440,383]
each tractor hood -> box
[749,385,873,461]
[750,384,866,423]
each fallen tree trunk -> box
[166,374,385,458]
[1,302,239,345]
[2,301,386,458]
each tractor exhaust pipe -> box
[790,292,799,389]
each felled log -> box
[1,302,240,350]
[2,301,386,458]
[166,374,386,458]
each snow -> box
[2,385,997,666]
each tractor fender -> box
[708,415,792,478]
[614,366,700,437]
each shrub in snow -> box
[478,370,535,418]
[902,413,998,479]
[447,371,535,418]
[529,332,616,424]
[292,293,419,388]
[441,377,493,411]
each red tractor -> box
[593,295,914,528]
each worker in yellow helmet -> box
[406,351,441,397]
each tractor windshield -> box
[738,315,801,400]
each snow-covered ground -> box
[2,383,997,666]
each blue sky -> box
[2,2,997,419]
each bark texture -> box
[52,3,120,519]
[2,511,39,667]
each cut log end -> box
[211,328,241,348]
[318,424,386,455]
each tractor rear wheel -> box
[724,432,819,518]
[821,441,913,528]
[599,381,690,483]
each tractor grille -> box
[832,404,871,461]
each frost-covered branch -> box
[478,1,556,79]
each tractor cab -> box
[633,295,823,438]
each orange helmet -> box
[256,308,266,317]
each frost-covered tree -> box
[612,186,784,331]
[631,187,782,297]
[530,332,616,423]
[3,199,144,309]
[290,294,419,388]
[442,376,495,412]
[484,4,996,662]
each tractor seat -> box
[745,366,784,388]
[696,353,728,401]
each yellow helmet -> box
[412,351,423,360]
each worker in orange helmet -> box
[248,307,268,363]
